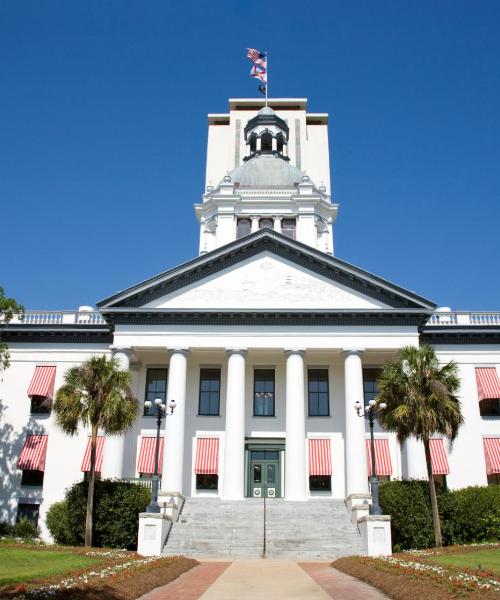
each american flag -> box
[247,48,267,68]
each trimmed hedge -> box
[0,517,39,539]
[46,480,150,549]
[379,480,500,551]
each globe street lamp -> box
[144,397,177,513]
[354,398,387,515]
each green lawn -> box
[0,546,102,586]
[427,548,500,575]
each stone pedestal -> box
[137,513,172,557]
[358,515,392,556]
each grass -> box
[0,547,101,585]
[427,548,500,575]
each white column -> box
[273,216,282,234]
[162,349,189,493]
[285,350,307,501]
[343,349,369,496]
[223,349,247,499]
[251,216,259,233]
[102,347,131,479]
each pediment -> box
[142,252,390,310]
[97,229,436,311]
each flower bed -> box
[332,543,500,600]
[0,544,198,599]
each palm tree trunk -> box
[423,436,442,547]
[85,425,98,547]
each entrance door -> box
[249,449,280,498]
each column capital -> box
[167,348,190,357]
[342,348,365,358]
[225,348,247,357]
[284,349,305,358]
[110,346,133,356]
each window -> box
[237,218,251,239]
[281,218,296,240]
[259,218,273,230]
[487,474,500,485]
[254,369,275,416]
[363,369,381,405]
[261,132,272,153]
[30,395,51,415]
[21,470,44,487]
[309,476,331,491]
[144,368,168,416]
[17,503,39,526]
[433,474,447,489]
[308,369,330,416]
[83,471,102,482]
[196,474,218,490]
[480,398,500,417]
[199,369,221,416]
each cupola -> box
[243,106,289,161]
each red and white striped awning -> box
[483,438,500,475]
[195,437,219,474]
[365,439,393,476]
[308,439,332,476]
[137,437,164,474]
[17,435,48,471]
[27,366,56,399]
[475,367,500,401]
[430,438,450,475]
[81,436,105,472]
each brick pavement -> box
[299,562,389,599]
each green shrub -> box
[46,480,150,549]
[11,517,39,539]
[0,521,14,536]
[379,480,500,550]
[379,480,436,551]
[46,500,78,546]
[440,485,500,545]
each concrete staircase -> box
[162,497,365,559]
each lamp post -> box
[144,397,176,513]
[354,398,387,515]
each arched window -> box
[261,132,272,153]
[237,218,251,239]
[282,218,296,239]
[259,218,273,230]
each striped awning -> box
[430,438,450,475]
[18,435,48,471]
[483,438,500,475]
[366,439,393,476]
[195,437,219,474]
[137,437,164,474]
[308,439,332,476]
[27,366,56,399]
[81,436,105,472]
[475,367,500,401]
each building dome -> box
[224,154,306,187]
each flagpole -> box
[265,51,269,107]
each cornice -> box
[420,326,500,345]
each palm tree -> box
[54,355,137,546]
[376,344,463,547]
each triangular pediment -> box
[97,229,436,311]
[141,252,390,310]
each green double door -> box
[249,449,281,498]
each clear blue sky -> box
[1,1,499,310]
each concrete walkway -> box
[141,559,388,600]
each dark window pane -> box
[254,370,275,416]
[144,368,168,416]
[199,369,221,416]
[21,470,44,487]
[267,464,276,483]
[264,451,279,460]
[253,464,262,483]
[363,369,381,406]
[252,450,266,460]
[237,218,251,239]
[480,398,500,417]
[30,396,51,415]
[309,475,331,491]
[282,219,296,240]
[196,474,218,490]
[17,503,39,526]
[308,370,329,416]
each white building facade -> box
[1,98,499,542]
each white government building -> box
[1,97,499,555]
